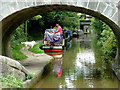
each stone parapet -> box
[0,0,119,26]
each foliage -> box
[27,18,44,38]
[28,42,44,54]
[91,18,103,39]
[91,17,117,61]
[91,17,117,78]
[26,73,34,80]
[10,24,27,48]
[11,44,28,60]
[0,74,23,88]
[27,11,80,38]
[10,11,80,59]
[10,24,28,60]
[30,15,42,20]
[97,23,117,60]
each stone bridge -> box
[80,20,91,32]
[0,0,120,78]
[80,20,91,25]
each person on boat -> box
[54,24,63,44]
[54,24,63,35]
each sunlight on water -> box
[61,45,96,88]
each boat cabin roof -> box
[45,29,57,33]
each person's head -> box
[56,24,59,28]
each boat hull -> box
[40,45,62,56]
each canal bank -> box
[18,47,53,88]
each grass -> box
[29,42,44,54]
[11,44,28,60]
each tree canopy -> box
[27,11,80,38]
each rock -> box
[0,55,29,80]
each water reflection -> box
[53,58,63,78]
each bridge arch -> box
[1,2,120,68]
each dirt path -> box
[18,42,53,74]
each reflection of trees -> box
[91,30,118,80]
[62,39,80,70]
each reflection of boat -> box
[40,29,64,57]
[53,58,63,77]
[72,29,84,38]
[72,30,78,38]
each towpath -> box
[18,40,53,74]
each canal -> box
[33,35,119,88]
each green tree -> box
[27,11,80,38]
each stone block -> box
[1,0,16,2]
[59,0,68,5]
[88,2,98,10]
[97,2,107,13]
[1,2,11,19]
[76,1,87,7]
[111,11,118,25]
[103,5,116,18]
[36,2,44,6]
[43,0,52,5]
[0,22,2,54]
[51,0,61,4]
[66,0,77,6]
[16,2,27,9]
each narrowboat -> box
[40,29,64,58]
[63,30,72,50]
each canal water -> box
[33,35,119,88]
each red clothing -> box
[58,26,63,35]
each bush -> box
[91,18,117,61]
[26,73,34,80]
[91,18,117,79]
[97,23,117,60]
[0,74,23,88]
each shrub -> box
[91,18,117,61]
[26,73,34,80]
[0,74,23,88]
